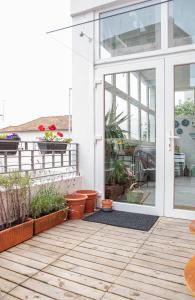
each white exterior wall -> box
[4,130,71,142]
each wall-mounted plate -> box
[182,119,190,126]
[177,128,183,135]
[175,120,180,128]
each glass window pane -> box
[105,91,113,114]
[130,73,138,100]
[116,73,128,93]
[130,104,139,140]
[141,110,148,141]
[100,1,161,58]
[116,96,128,132]
[169,0,195,47]
[141,81,147,106]
[149,114,155,143]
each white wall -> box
[71,0,141,15]
[72,12,95,189]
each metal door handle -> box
[168,133,180,151]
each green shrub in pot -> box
[31,186,67,219]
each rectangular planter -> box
[0,139,20,155]
[33,208,68,235]
[38,141,67,154]
[0,219,34,253]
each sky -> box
[0,0,72,128]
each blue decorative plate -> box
[175,120,180,128]
[182,119,190,126]
[177,128,183,135]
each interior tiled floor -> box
[0,217,194,300]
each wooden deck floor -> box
[0,217,195,300]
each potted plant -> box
[0,172,33,252]
[0,133,20,155]
[123,140,138,156]
[37,124,72,154]
[30,186,68,234]
[105,159,130,201]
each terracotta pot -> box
[76,190,98,213]
[33,208,68,235]
[65,193,87,220]
[184,256,195,296]
[189,220,195,233]
[0,218,34,253]
[105,184,123,201]
[102,199,113,212]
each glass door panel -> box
[174,64,195,211]
[104,69,156,207]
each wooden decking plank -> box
[25,239,70,255]
[33,271,105,300]
[37,232,80,246]
[43,264,112,291]
[153,228,195,241]
[0,266,27,285]
[31,236,75,250]
[79,242,133,259]
[148,236,195,250]
[59,254,121,276]
[134,253,185,269]
[0,278,17,293]
[121,270,191,295]
[66,249,126,269]
[138,248,188,263]
[9,286,54,300]
[52,260,117,282]
[15,243,62,259]
[131,258,184,276]
[109,284,165,300]
[126,264,184,284]
[116,276,194,300]
[0,252,47,270]
[85,237,139,252]
[45,227,87,241]
[102,293,129,300]
[0,257,38,277]
[8,247,57,264]
[93,232,144,245]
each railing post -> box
[69,149,71,167]
[52,151,55,168]
[61,153,63,167]
[4,153,7,173]
[76,144,79,175]
[31,150,34,171]
[18,150,22,172]
[42,153,45,169]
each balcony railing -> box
[0,141,79,179]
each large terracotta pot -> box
[65,193,87,220]
[189,220,195,233]
[184,256,195,296]
[76,190,97,213]
[0,219,34,253]
[33,208,68,235]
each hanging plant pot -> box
[38,141,67,154]
[76,190,98,213]
[0,219,34,253]
[0,139,20,155]
[65,193,87,220]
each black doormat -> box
[83,210,159,231]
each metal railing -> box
[0,141,79,178]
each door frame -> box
[164,52,195,220]
[95,58,165,216]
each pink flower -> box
[57,132,63,137]
[48,124,56,131]
[38,124,45,131]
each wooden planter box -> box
[33,208,68,235]
[38,141,67,154]
[0,219,34,253]
[0,139,20,155]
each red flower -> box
[57,132,63,137]
[38,124,45,131]
[48,124,56,131]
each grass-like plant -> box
[30,186,67,219]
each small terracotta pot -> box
[184,256,195,296]
[102,199,113,212]
[65,193,87,220]
[189,220,195,233]
[0,218,34,253]
[76,190,97,213]
[33,208,68,235]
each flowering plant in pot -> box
[37,124,72,154]
[30,186,68,234]
[0,133,20,155]
[0,172,33,252]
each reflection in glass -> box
[169,0,195,47]
[105,69,156,206]
[174,64,195,211]
[100,2,161,58]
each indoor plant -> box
[37,124,72,154]
[105,159,131,201]
[31,186,68,234]
[0,172,33,252]
[0,133,20,155]
[123,140,138,156]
